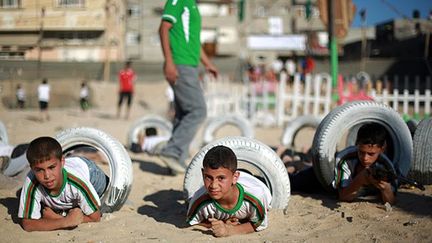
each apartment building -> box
[0,0,125,62]
[125,0,326,64]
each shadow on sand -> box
[0,189,21,225]
[131,158,173,176]
[137,189,188,228]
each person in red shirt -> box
[117,61,136,119]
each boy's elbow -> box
[338,192,355,202]
[21,219,35,232]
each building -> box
[124,0,327,66]
[0,0,125,62]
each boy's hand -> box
[42,207,63,219]
[66,208,84,227]
[208,217,231,237]
[225,217,240,226]
[369,176,392,191]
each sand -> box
[0,81,431,243]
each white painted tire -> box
[312,101,413,190]
[280,115,321,147]
[0,121,8,144]
[184,136,290,209]
[55,127,133,213]
[202,115,254,146]
[127,115,172,148]
[410,117,432,184]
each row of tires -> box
[1,101,431,213]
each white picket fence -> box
[203,73,432,127]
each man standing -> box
[158,0,218,175]
[117,61,136,119]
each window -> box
[57,0,85,8]
[128,5,141,17]
[0,0,21,8]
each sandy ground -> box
[0,81,431,243]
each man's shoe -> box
[158,155,187,175]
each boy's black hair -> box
[356,123,387,147]
[145,127,157,136]
[202,145,237,173]
[26,136,63,166]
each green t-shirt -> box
[162,0,201,66]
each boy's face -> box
[357,144,385,168]
[202,167,239,201]
[31,155,65,194]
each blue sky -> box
[351,0,431,27]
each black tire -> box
[202,115,254,146]
[280,115,321,147]
[410,117,432,184]
[127,115,172,149]
[0,121,8,144]
[184,136,290,209]
[312,101,413,190]
[55,127,133,213]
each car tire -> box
[55,127,133,213]
[184,136,290,209]
[202,115,254,146]
[312,101,413,190]
[410,117,432,184]
[127,115,172,149]
[0,121,8,144]
[280,115,321,147]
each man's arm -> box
[200,47,218,78]
[21,208,83,232]
[159,21,178,84]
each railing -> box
[204,73,432,127]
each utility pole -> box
[37,7,45,79]
[103,0,111,82]
[328,0,338,91]
[360,8,366,71]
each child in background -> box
[130,127,169,155]
[187,145,272,237]
[37,79,50,121]
[16,84,25,109]
[79,81,90,111]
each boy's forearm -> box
[82,211,101,223]
[339,175,366,201]
[21,217,75,232]
[227,222,255,236]
[380,184,396,204]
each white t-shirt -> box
[37,84,50,102]
[18,157,101,219]
[141,135,169,154]
[285,59,296,75]
[16,88,25,101]
[80,86,89,99]
[187,171,272,231]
